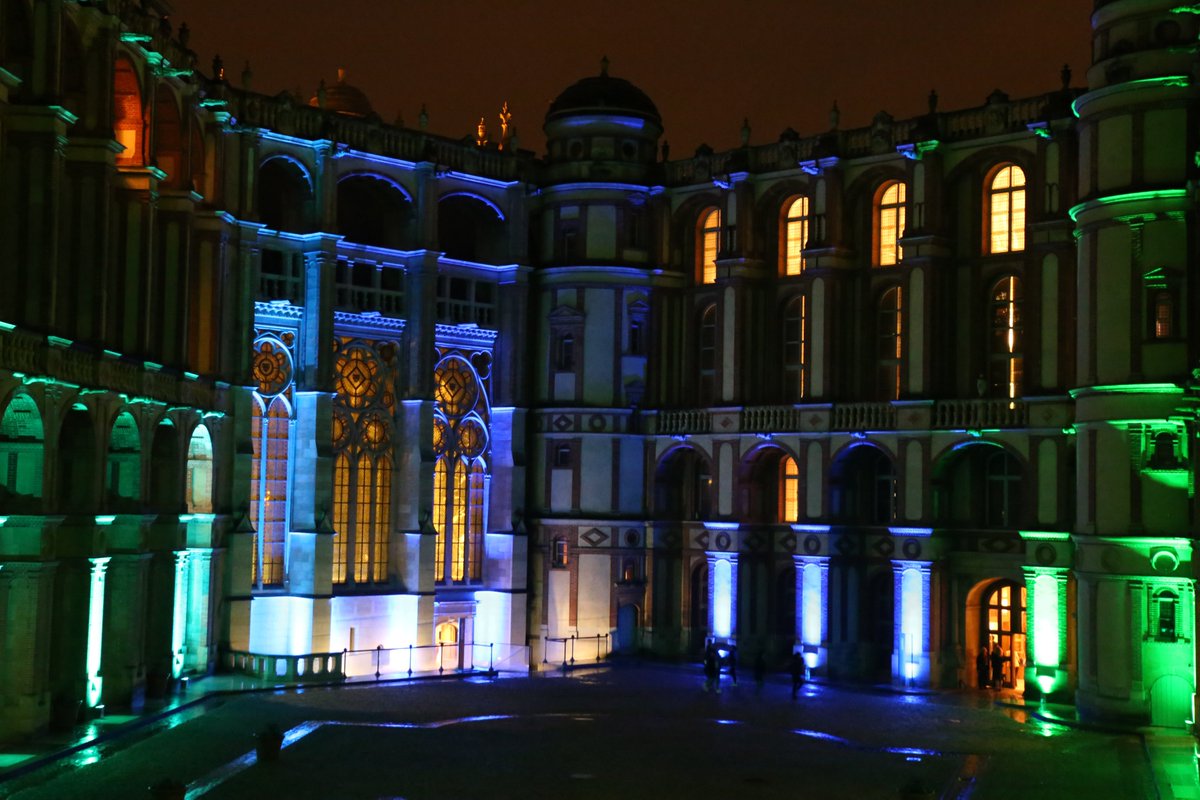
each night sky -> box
[169,0,1093,155]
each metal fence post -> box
[408,643,414,677]
[375,644,382,680]
[489,642,494,673]
[439,641,445,674]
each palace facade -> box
[0,0,1196,739]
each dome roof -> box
[309,68,374,118]
[546,60,660,126]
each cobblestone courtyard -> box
[4,666,1155,799]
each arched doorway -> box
[981,579,1026,691]
[616,605,639,654]
[436,620,462,672]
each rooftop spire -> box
[600,55,609,76]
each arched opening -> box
[987,164,1026,254]
[933,443,1023,529]
[974,579,1026,692]
[737,446,794,523]
[106,411,141,512]
[113,56,146,164]
[437,194,506,263]
[185,424,214,513]
[257,156,315,233]
[58,406,96,512]
[153,85,185,189]
[780,195,809,276]
[336,174,414,250]
[653,447,712,521]
[149,420,180,512]
[829,445,895,525]
[875,181,906,267]
[0,392,44,511]
[436,620,459,644]
[250,394,290,587]
[697,206,721,284]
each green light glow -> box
[1169,4,1200,14]
[1019,530,1071,542]
[119,33,152,43]
[144,361,164,372]
[1069,383,1182,398]
[0,320,15,331]
[1143,469,1190,490]
[0,517,7,526]
[184,372,200,381]
[47,336,72,348]
[1072,76,1192,119]
[94,515,116,526]
[1033,574,1060,667]
[171,553,189,679]
[1069,190,1189,222]
[103,350,121,358]
[85,558,110,708]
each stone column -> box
[794,555,830,672]
[101,553,150,710]
[891,559,931,686]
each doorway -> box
[616,605,639,654]
[436,620,463,671]
[981,580,1026,691]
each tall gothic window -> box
[988,164,1026,254]
[876,181,906,267]
[698,304,717,405]
[780,455,799,523]
[699,207,721,284]
[331,338,397,585]
[877,287,903,400]
[433,352,491,584]
[782,196,810,276]
[988,276,1024,401]
[783,295,808,402]
[250,334,294,588]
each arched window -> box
[107,411,141,509]
[984,449,1022,528]
[782,196,810,276]
[113,56,145,164]
[982,580,1026,690]
[331,338,397,585]
[250,334,295,588]
[1153,291,1174,339]
[780,455,799,523]
[783,295,808,402]
[831,446,896,525]
[1155,590,1179,641]
[698,304,717,405]
[988,275,1023,400]
[185,425,214,513]
[988,164,1026,254]
[876,181,906,267]
[877,287,903,400]
[698,207,721,284]
[0,393,44,505]
[432,353,491,584]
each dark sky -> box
[169,0,1093,155]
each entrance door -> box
[616,605,638,654]
[436,620,463,671]
[1150,675,1192,728]
[982,580,1026,691]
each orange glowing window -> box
[433,457,447,583]
[781,456,799,523]
[877,182,906,267]
[989,165,1026,254]
[783,196,810,276]
[988,275,1024,401]
[699,207,721,284]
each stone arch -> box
[0,391,44,509]
[932,440,1026,529]
[336,172,415,249]
[106,410,142,511]
[185,423,214,514]
[437,193,506,263]
[113,53,146,164]
[668,192,723,275]
[737,443,800,523]
[153,84,185,189]
[257,154,315,233]
[828,442,896,525]
[653,445,713,521]
[149,418,181,512]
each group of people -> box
[702,641,808,699]
[976,639,1008,689]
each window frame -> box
[698,207,721,284]
[875,181,907,267]
[986,163,1027,255]
[781,195,810,276]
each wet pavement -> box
[0,664,1186,799]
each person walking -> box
[990,641,1005,690]
[789,651,804,699]
[704,643,719,693]
[976,645,990,689]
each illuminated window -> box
[552,537,568,568]
[988,165,1026,254]
[0,393,44,504]
[432,353,491,583]
[782,196,810,276]
[113,57,144,164]
[331,339,396,585]
[783,295,808,402]
[1153,291,1174,339]
[1156,590,1178,641]
[699,207,721,284]
[780,456,799,523]
[988,276,1023,401]
[876,181,906,267]
[698,304,717,405]
[185,425,214,514]
[249,395,289,587]
[982,580,1026,689]
[877,287,903,400]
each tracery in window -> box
[877,287,903,400]
[876,181,906,267]
[331,338,397,585]
[783,295,808,402]
[250,333,295,588]
[782,196,810,276]
[988,165,1026,254]
[988,275,1023,401]
[432,351,491,583]
[699,207,721,284]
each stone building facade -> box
[0,0,1196,739]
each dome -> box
[309,68,374,118]
[546,59,660,125]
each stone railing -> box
[225,650,345,683]
[655,409,712,435]
[932,399,1027,429]
[832,402,897,431]
[741,405,806,433]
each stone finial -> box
[829,101,840,131]
[178,21,190,48]
[741,117,751,147]
[337,67,347,84]
[498,101,513,147]
[928,89,938,114]
[241,61,253,90]
[476,116,488,147]
[600,55,610,76]
[1061,63,1072,90]
[661,140,670,162]
[212,54,224,81]
[316,78,327,109]
[394,109,405,127]
[419,103,429,130]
